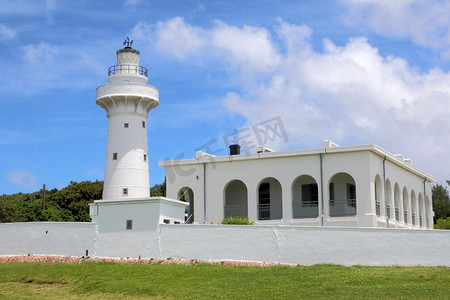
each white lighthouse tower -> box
[90,39,187,237]
[96,38,159,200]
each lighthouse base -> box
[89,197,188,233]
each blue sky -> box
[1,0,449,195]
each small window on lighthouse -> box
[126,220,133,230]
[113,153,118,160]
[142,121,146,128]
[143,154,147,162]
[124,123,129,128]
[122,188,128,196]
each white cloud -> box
[0,24,16,41]
[211,21,280,73]
[22,42,58,65]
[154,17,206,60]
[340,0,450,57]
[5,169,39,189]
[140,18,450,182]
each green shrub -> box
[434,217,450,229]
[220,216,254,225]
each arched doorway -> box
[329,173,356,217]
[384,179,397,219]
[257,177,282,220]
[224,180,248,218]
[411,190,417,226]
[402,186,409,224]
[292,175,318,219]
[178,187,194,223]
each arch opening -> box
[394,184,400,221]
[258,177,282,220]
[178,187,194,223]
[375,175,382,217]
[329,173,356,217]
[402,187,409,224]
[224,180,248,219]
[292,175,319,219]
[411,190,417,226]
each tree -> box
[432,183,450,223]
[150,178,166,197]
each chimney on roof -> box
[229,144,240,155]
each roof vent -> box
[256,146,275,153]
[229,144,241,155]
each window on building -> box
[126,220,133,230]
[142,121,146,128]
[143,154,147,162]
[124,123,129,128]
[163,219,170,224]
[113,153,118,160]
[122,188,128,196]
[301,184,318,206]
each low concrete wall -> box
[0,222,96,257]
[159,225,450,266]
[1,222,449,266]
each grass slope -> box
[0,262,448,299]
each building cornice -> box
[158,143,436,182]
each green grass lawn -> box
[0,262,448,299]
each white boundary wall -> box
[1,223,449,266]
[0,222,96,257]
[160,225,450,266]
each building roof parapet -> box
[158,142,436,182]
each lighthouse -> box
[90,40,187,236]
[96,38,159,200]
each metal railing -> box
[224,204,248,218]
[329,199,356,217]
[419,215,423,227]
[258,203,282,220]
[376,201,381,216]
[395,208,400,221]
[404,210,408,223]
[293,201,319,218]
[108,65,148,77]
[411,213,415,225]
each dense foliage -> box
[0,181,103,223]
[432,182,450,223]
[150,178,166,197]
[434,217,450,230]
[220,216,254,225]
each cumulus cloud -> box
[154,17,207,60]
[22,42,58,65]
[144,17,450,181]
[5,169,39,189]
[0,24,16,41]
[340,0,450,58]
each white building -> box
[160,140,435,229]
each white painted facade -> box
[160,141,435,229]
[91,43,188,230]
[96,45,158,200]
